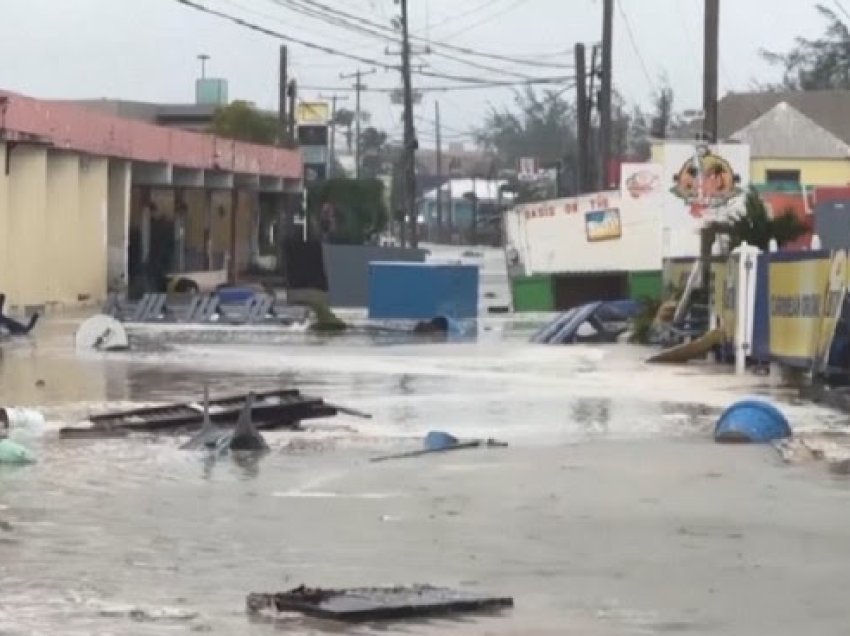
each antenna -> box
[198,54,211,79]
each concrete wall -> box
[324,245,429,307]
[107,160,131,291]
[78,157,109,302]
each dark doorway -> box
[552,272,629,311]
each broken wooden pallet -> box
[247,585,514,623]
[60,389,370,438]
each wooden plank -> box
[247,586,514,623]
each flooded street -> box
[2,265,850,634]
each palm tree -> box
[707,187,809,251]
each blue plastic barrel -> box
[424,431,459,451]
[714,399,791,443]
[216,287,257,304]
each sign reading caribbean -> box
[768,254,831,364]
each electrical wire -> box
[616,0,656,94]
[263,0,540,79]
[834,0,850,22]
[261,0,573,69]
[439,0,532,42]
[298,77,575,93]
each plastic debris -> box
[714,399,791,443]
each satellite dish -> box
[75,315,129,352]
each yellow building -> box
[719,90,850,187]
[0,92,302,312]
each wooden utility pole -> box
[599,0,614,191]
[575,43,589,195]
[435,100,443,242]
[319,93,349,179]
[700,0,721,293]
[287,79,297,141]
[278,46,288,145]
[399,0,418,248]
[703,0,720,142]
[340,69,376,179]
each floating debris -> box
[246,585,514,623]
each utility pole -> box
[399,0,418,248]
[278,46,288,145]
[703,0,720,143]
[340,68,376,179]
[319,93,350,179]
[287,79,297,142]
[599,0,614,191]
[435,101,444,242]
[700,0,721,294]
[575,43,589,195]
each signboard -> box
[621,163,663,200]
[297,125,329,147]
[296,101,330,124]
[768,254,830,365]
[585,209,622,242]
[815,249,848,372]
[518,157,539,182]
[660,142,750,258]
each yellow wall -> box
[8,147,48,307]
[46,153,80,305]
[751,158,850,186]
[0,143,9,295]
[78,157,109,303]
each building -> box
[719,90,850,186]
[418,178,514,243]
[0,89,302,311]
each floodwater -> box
[2,251,850,634]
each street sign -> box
[297,125,329,146]
[297,101,330,124]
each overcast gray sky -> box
[0,0,831,148]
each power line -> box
[176,0,570,85]
[298,77,575,93]
[439,0,532,41]
[834,0,850,22]
[262,0,573,69]
[174,0,396,68]
[616,0,656,93]
[263,0,540,79]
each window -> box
[766,169,801,184]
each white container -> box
[0,408,46,431]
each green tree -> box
[210,101,279,145]
[359,126,389,178]
[308,178,388,245]
[334,108,356,152]
[762,4,850,90]
[474,88,578,174]
[707,188,809,251]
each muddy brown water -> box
[0,311,849,635]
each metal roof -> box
[730,102,850,159]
